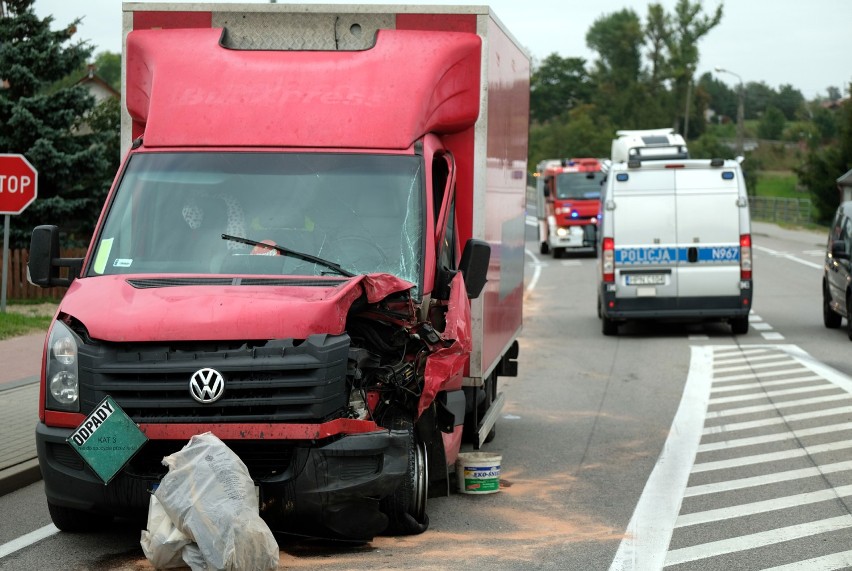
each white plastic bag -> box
[140,432,279,571]
[140,494,192,568]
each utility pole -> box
[714,66,745,157]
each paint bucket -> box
[456,452,502,494]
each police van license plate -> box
[626,274,665,286]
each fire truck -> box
[535,158,606,258]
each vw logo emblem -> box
[189,368,225,404]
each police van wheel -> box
[730,316,749,335]
[602,316,618,336]
[48,501,111,532]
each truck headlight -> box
[46,321,80,411]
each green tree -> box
[698,71,737,121]
[757,105,786,140]
[663,0,723,136]
[797,85,852,223]
[586,9,645,127]
[743,81,774,119]
[528,105,613,167]
[0,0,112,247]
[772,84,805,121]
[91,51,120,91]
[530,54,592,124]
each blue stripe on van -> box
[615,246,740,265]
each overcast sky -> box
[32,0,852,100]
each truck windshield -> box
[556,171,603,200]
[88,152,424,291]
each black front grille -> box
[125,439,297,479]
[77,334,350,424]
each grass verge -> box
[0,301,58,340]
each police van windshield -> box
[556,171,603,200]
[88,152,424,292]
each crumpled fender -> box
[418,272,471,417]
[360,273,416,304]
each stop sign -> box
[0,154,38,215]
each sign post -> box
[0,154,38,313]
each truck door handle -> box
[688,247,698,263]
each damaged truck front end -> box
[31,149,488,540]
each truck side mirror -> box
[28,225,83,288]
[458,238,490,299]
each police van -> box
[597,153,753,336]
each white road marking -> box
[704,404,852,434]
[688,335,710,340]
[675,485,852,528]
[664,515,852,566]
[762,332,786,340]
[713,366,810,383]
[608,347,713,571]
[713,352,792,367]
[611,345,852,569]
[706,393,852,419]
[761,549,852,570]
[751,322,773,331]
[0,524,59,559]
[691,439,852,473]
[524,248,542,296]
[710,375,823,394]
[684,461,852,498]
[707,383,839,405]
[755,245,823,270]
[697,421,852,452]
[714,359,804,373]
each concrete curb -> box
[0,459,41,497]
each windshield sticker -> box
[113,259,133,268]
[93,238,113,274]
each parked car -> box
[823,201,852,335]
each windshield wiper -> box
[221,234,356,277]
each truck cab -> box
[535,158,606,258]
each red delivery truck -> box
[27,3,528,541]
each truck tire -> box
[730,316,749,335]
[553,247,564,259]
[824,283,842,328]
[381,417,429,536]
[48,502,110,532]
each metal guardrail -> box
[749,196,812,225]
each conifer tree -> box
[0,0,112,247]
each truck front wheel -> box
[381,417,429,536]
